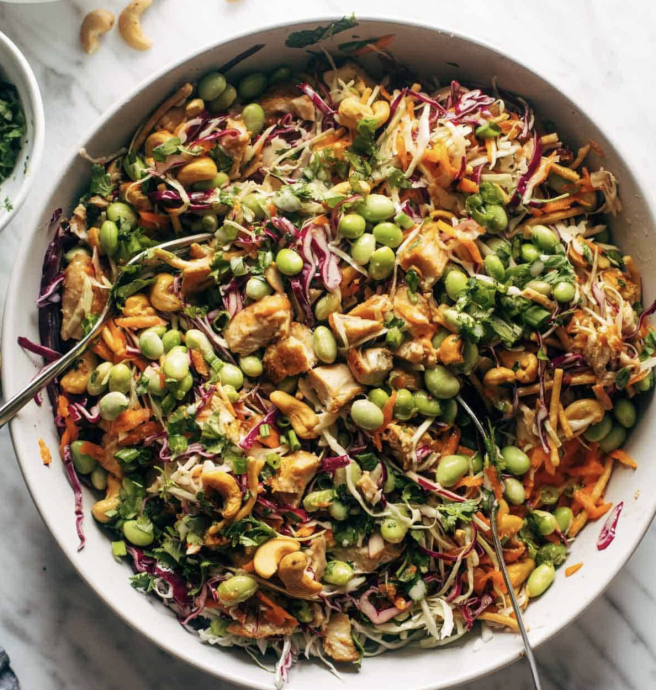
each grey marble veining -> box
[0,1,655,688]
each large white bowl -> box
[3,17,655,690]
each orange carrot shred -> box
[39,438,52,465]
[565,562,584,577]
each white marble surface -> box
[0,1,655,688]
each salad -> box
[0,77,26,211]
[31,40,655,686]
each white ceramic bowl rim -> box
[3,15,656,690]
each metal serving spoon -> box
[0,232,213,429]
[456,394,543,690]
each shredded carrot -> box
[119,421,162,447]
[485,466,503,501]
[609,449,637,469]
[109,408,152,434]
[456,445,475,457]
[565,562,584,577]
[380,391,397,431]
[138,211,170,229]
[442,427,461,456]
[190,349,209,377]
[102,320,127,357]
[396,133,408,170]
[295,524,316,538]
[115,316,167,329]
[453,476,484,489]
[573,490,612,520]
[435,219,457,237]
[241,560,255,572]
[457,177,480,194]
[589,139,604,157]
[312,129,345,152]
[258,423,281,449]
[460,237,483,264]
[38,438,52,465]
[478,612,519,632]
[256,592,297,626]
[313,215,328,226]
[79,441,105,462]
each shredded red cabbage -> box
[297,82,335,117]
[407,90,447,117]
[36,273,64,308]
[311,227,342,290]
[239,406,280,450]
[628,296,656,339]
[510,131,542,206]
[62,444,86,551]
[17,336,61,362]
[597,501,623,550]
[414,474,465,503]
[357,588,403,624]
[389,87,408,118]
[321,454,351,471]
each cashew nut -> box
[92,475,122,523]
[483,366,516,387]
[253,537,300,579]
[149,273,182,312]
[80,9,115,55]
[202,470,242,520]
[60,351,98,395]
[118,0,153,52]
[120,181,151,211]
[145,129,174,158]
[438,334,464,366]
[233,458,266,522]
[564,399,605,433]
[372,100,391,127]
[498,514,524,538]
[176,156,218,188]
[157,106,185,133]
[122,293,155,317]
[338,97,373,129]
[278,551,323,597]
[328,180,372,196]
[269,391,320,439]
[498,351,538,384]
[506,558,536,588]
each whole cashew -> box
[145,129,174,158]
[60,351,98,395]
[278,552,323,597]
[176,156,218,188]
[120,181,151,211]
[506,558,536,588]
[564,399,605,433]
[118,0,154,52]
[269,391,320,439]
[201,470,242,520]
[253,537,300,579]
[149,273,182,312]
[483,366,516,387]
[80,10,115,55]
[328,180,372,196]
[92,475,122,523]
[498,351,538,384]
[122,293,155,317]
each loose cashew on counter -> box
[278,552,323,597]
[92,475,122,523]
[119,0,154,51]
[201,469,242,520]
[80,10,115,55]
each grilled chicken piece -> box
[224,294,291,355]
[323,613,360,663]
[384,422,432,470]
[347,347,393,386]
[330,541,404,572]
[60,254,107,341]
[307,364,363,413]
[227,611,298,639]
[357,470,381,505]
[264,322,317,383]
[393,287,436,339]
[388,367,424,391]
[222,117,250,175]
[329,312,385,347]
[397,222,449,290]
[271,450,320,507]
[348,294,392,321]
[306,534,327,580]
[395,338,438,367]
[259,84,316,122]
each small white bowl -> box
[0,30,45,233]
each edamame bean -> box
[350,233,376,265]
[209,84,237,113]
[486,205,508,233]
[553,281,576,303]
[501,445,531,476]
[222,384,240,402]
[106,201,137,227]
[527,563,555,597]
[198,71,227,101]
[414,390,442,417]
[338,213,366,239]
[584,414,612,442]
[139,330,164,360]
[90,466,108,491]
[220,363,244,389]
[242,103,265,135]
[554,506,574,534]
[329,499,350,521]
[537,543,567,567]
[201,213,219,233]
[242,193,266,220]
[457,340,479,375]
[290,600,313,623]
[239,355,263,378]
[636,370,654,393]
[614,398,636,428]
[485,254,505,281]
[530,224,559,252]
[350,399,384,431]
[432,328,449,349]
[109,363,131,394]
[440,398,458,425]
[425,365,460,399]
[313,326,337,364]
[87,361,113,396]
[393,389,416,421]
[71,440,97,475]
[162,330,182,353]
[394,211,414,229]
[471,452,483,473]
[276,248,303,276]
[356,194,395,222]
[193,172,229,191]
[521,243,540,263]
[599,424,627,452]
[373,222,404,248]
[314,293,341,321]
[163,351,190,382]
[368,246,395,280]
[217,575,259,605]
[303,489,334,513]
[147,366,166,396]
[445,270,468,300]
[487,237,512,264]
[504,477,526,506]
[99,391,129,421]
[123,519,154,547]
[526,280,552,296]
[368,388,390,409]
[532,510,557,536]
[323,561,354,586]
[385,327,404,350]
[270,66,291,83]
[273,189,301,213]
[436,454,469,487]
[100,220,119,257]
[64,246,90,263]
[381,517,408,544]
[278,376,298,394]
[246,276,272,301]
[540,485,560,506]
[184,329,212,356]
[238,73,268,100]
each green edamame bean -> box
[554,506,574,534]
[146,366,166,396]
[314,293,341,321]
[64,246,91,263]
[436,454,469,488]
[350,399,384,431]
[242,103,265,135]
[501,446,531,475]
[339,213,366,239]
[90,466,108,491]
[425,365,460,399]
[222,384,240,403]
[278,376,298,394]
[139,330,164,360]
[184,329,213,356]
[100,220,119,257]
[414,390,442,417]
[239,355,263,378]
[599,424,627,452]
[109,363,131,394]
[373,222,404,248]
[123,519,154,547]
[242,193,266,220]
[351,233,376,265]
[246,276,272,301]
[533,510,557,536]
[324,560,354,586]
[485,254,505,281]
[636,369,654,393]
[356,194,395,222]
[193,172,230,191]
[220,363,244,389]
[270,66,291,83]
[276,248,303,276]
[487,236,512,263]
[440,398,458,425]
[368,246,395,280]
[71,440,97,475]
[368,388,390,409]
[485,205,508,234]
[553,281,576,303]
[209,84,237,113]
[394,211,414,229]
[273,189,301,213]
[521,243,540,263]
[217,575,259,605]
[381,517,408,544]
[385,327,404,350]
[527,563,555,597]
[584,414,612,442]
[431,328,449,349]
[537,543,567,567]
[162,330,182,353]
[99,391,129,421]
[329,499,350,521]
[393,389,416,421]
[540,485,560,506]
[238,73,268,100]
[106,201,137,227]
[163,351,189,382]
[87,361,113,396]
[198,71,227,101]
[200,213,219,233]
[531,224,559,252]
[313,326,337,364]
[169,371,193,400]
[303,489,334,513]
[504,477,526,506]
[290,600,313,623]
[526,280,553,296]
[123,154,147,182]
[614,398,636,428]
[471,452,483,473]
[445,270,468,301]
